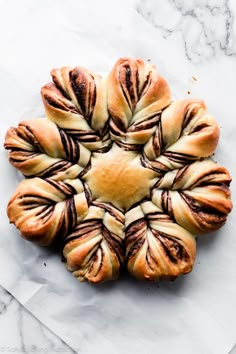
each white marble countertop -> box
[1,280,236,354]
[0,285,76,354]
[0,0,236,353]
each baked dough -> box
[4,57,232,283]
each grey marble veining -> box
[1,282,236,353]
[0,286,76,354]
[0,286,13,314]
[135,0,236,63]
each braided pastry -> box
[4,57,232,283]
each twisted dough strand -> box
[107,57,171,148]
[125,201,196,280]
[4,118,91,179]
[7,178,89,246]
[41,66,111,151]
[63,202,125,283]
[144,99,220,172]
[152,160,232,233]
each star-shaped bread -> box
[4,58,232,283]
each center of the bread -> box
[84,144,156,210]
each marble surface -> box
[0,285,76,354]
[1,278,236,354]
[0,0,236,353]
[136,0,236,62]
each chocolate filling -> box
[145,247,158,271]
[44,95,77,114]
[115,141,143,152]
[140,72,151,98]
[102,225,124,265]
[59,129,80,163]
[128,113,161,132]
[182,105,200,130]
[126,236,145,260]
[37,161,72,178]
[119,65,133,111]
[92,201,124,223]
[69,69,87,115]
[163,151,196,163]
[190,123,210,134]
[52,74,71,101]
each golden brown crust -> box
[7,178,89,246]
[125,201,196,280]
[41,66,110,151]
[4,57,233,284]
[4,118,91,179]
[152,160,232,234]
[107,57,171,147]
[84,144,156,210]
[144,99,220,172]
[63,203,125,283]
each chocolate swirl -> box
[41,66,111,151]
[7,178,89,245]
[144,99,220,172]
[4,118,91,179]
[151,160,232,233]
[63,203,125,283]
[125,201,196,280]
[107,58,171,149]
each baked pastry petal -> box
[41,66,111,151]
[143,99,220,173]
[4,118,91,179]
[125,201,196,280]
[107,57,171,149]
[62,202,125,283]
[4,58,233,284]
[152,160,232,234]
[7,178,89,246]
